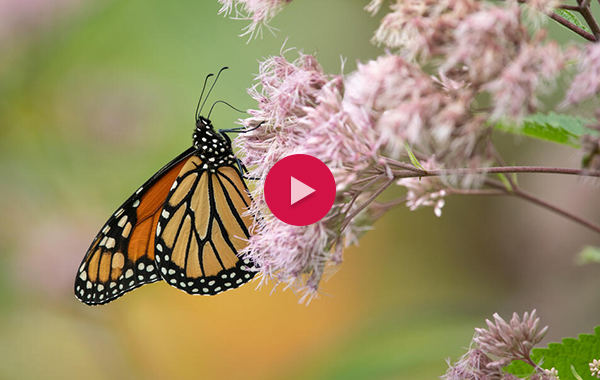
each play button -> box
[264,154,336,226]
[290,176,315,205]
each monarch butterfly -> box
[74,68,257,305]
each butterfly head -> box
[193,116,235,167]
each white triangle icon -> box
[291,176,316,205]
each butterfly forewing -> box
[74,148,195,305]
[155,155,257,295]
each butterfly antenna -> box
[199,66,229,116]
[195,73,214,122]
[208,100,246,119]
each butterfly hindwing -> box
[155,155,257,295]
[74,148,195,305]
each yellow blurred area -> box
[1,0,600,379]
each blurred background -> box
[1,0,600,379]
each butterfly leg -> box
[234,158,262,181]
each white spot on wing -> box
[125,269,134,278]
[105,237,116,249]
[117,215,128,227]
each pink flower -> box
[218,0,293,39]
[397,158,447,216]
[443,348,506,380]
[442,5,525,84]
[236,52,402,301]
[344,54,490,175]
[474,310,548,364]
[371,0,481,60]
[564,43,600,105]
[343,54,444,156]
[484,39,564,124]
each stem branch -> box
[485,180,600,235]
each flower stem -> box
[392,165,600,178]
[577,1,600,40]
[512,188,600,234]
[484,180,600,235]
[340,177,395,232]
[548,10,597,41]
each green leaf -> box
[505,326,600,380]
[576,246,600,265]
[553,9,592,33]
[494,112,598,148]
[405,143,426,171]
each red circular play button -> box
[264,154,336,226]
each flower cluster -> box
[371,1,566,126]
[590,359,600,378]
[226,0,593,297]
[444,311,550,380]
[236,53,394,301]
[474,310,548,367]
[235,49,498,298]
[397,158,446,217]
[369,0,481,61]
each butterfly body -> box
[75,116,256,305]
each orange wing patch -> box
[74,148,195,305]
[128,158,188,261]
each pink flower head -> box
[485,38,564,124]
[236,52,412,301]
[370,0,481,60]
[397,158,447,216]
[218,0,293,39]
[442,4,525,84]
[344,54,443,157]
[474,310,548,365]
[564,43,600,105]
[344,54,490,176]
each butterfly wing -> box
[155,155,256,295]
[74,147,195,305]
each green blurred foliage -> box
[1,1,599,379]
